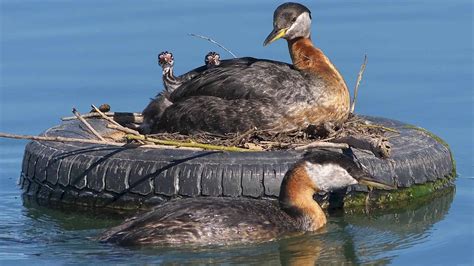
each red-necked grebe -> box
[141,2,350,135]
[99,151,393,246]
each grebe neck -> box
[279,163,327,231]
[163,67,175,80]
[287,37,348,91]
[162,67,181,92]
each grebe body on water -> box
[99,151,393,246]
[141,2,350,135]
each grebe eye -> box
[291,17,297,23]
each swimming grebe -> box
[141,2,350,135]
[99,151,393,246]
[141,51,222,134]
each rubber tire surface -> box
[19,116,454,210]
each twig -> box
[139,144,202,151]
[91,104,141,136]
[350,55,368,114]
[72,108,106,141]
[260,141,287,145]
[332,135,391,158]
[293,141,349,150]
[0,132,203,151]
[228,127,257,146]
[359,124,399,134]
[106,124,141,135]
[189,33,237,58]
[0,132,122,146]
[126,134,255,152]
[61,112,143,123]
[91,105,122,127]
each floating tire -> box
[19,115,455,211]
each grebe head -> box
[204,51,221,67]
[264,2,312,46]
[158,51,174,74]
[278,151,394,231]
[280,151,394,202]
[301,151,395,192]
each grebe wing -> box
[169,57,319,105]
[100,197,296,246]
[156,96,280,134]
[174,64,208,84]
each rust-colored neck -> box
[279,163,327,231]
[288,37,348,91]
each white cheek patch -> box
[304,162,358,191]
[286,12,311,39]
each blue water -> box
[1,0,473,264]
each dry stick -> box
[293,141,349,150]
[228,127,257,146]
[106,124,141,135]
[91,105,122,127]
[91,104,141,136]
[72,108,106,141]
[359,124,400,134]
[189,33,237,58]
[61,112,143,121]
[0,132,202,151]
[0,132,122,146]
[139,144,202,151]
[350,55,368,114]
[332,135,391,158]
[126,134,255,152]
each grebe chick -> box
[145,2,350,135]
[204,51,221,67]
[140,51,222,134]
[159,51,222,94]
[158,51,180,93]
[99,151,393,246]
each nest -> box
[144,114,397,157]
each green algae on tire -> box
[342,173,456,212]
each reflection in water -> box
[19,188,454,264]
[277,188,454,265]
[341,188,455,264]
[22,200,128,230]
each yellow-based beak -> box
[263,28,287,46]
[358,178,396,190]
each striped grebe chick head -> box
[204,51,221,67]
[264,2,312,46]
[158,51,174,74]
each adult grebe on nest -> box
[141,2,350,135]
[99,150,393,246]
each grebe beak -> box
[358,177,396,190]
[263,27,288,46]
